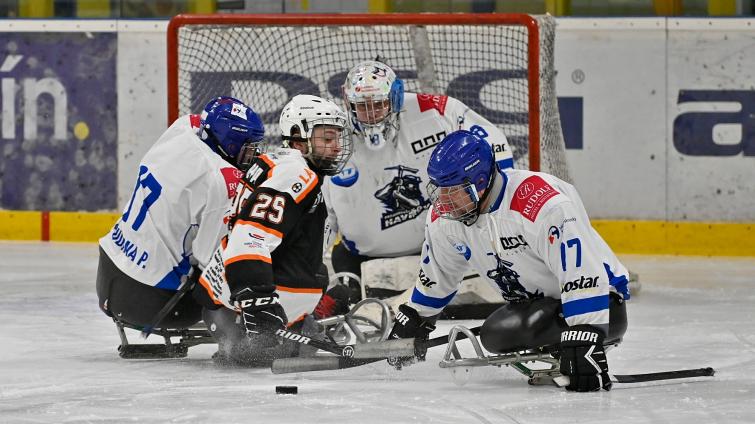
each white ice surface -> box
[1,241,754,423]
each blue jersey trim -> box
[342,236,360,255]
[497,158,514,170]
[411,288,458,309]
[562,294,610,319]
[488,169,508,214]
[604,263,630,300]
[154,255,191,291]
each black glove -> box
[387,304,436,369]
[559,325,612,392]
[233,288,287,339]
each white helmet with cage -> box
[343,60,404,151]
[279,94,352,176]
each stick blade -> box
[612,367,715,383]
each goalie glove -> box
[559,325,612,392]
[386,304,436,370]
[233,287,287,342]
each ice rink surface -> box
[1,241,754,423]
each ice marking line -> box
[457,405,494,424]
[490,408,525,424]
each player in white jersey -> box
[96,97,264,331]
[387,130,629,392]
[195,95,353,366]
[322,60,513,302]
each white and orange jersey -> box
[410,168,629,334]
[99,114,242,290]
[323,92,513,258]
[199,148,329,324]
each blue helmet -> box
[200,96,265,169]
[427,130,496,225]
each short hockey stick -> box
[141,278,196,338]
[271,326,483,374]
[553,367,715,387]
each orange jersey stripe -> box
[234,219,283,239]
[276,285,324,295]
[259,154,276,179]
[224,253,272,266]
[198,275,225,306]
[294,174,319,203]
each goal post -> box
[167,13,570,180]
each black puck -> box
[275,385,298,395]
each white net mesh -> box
[171,14,571,181]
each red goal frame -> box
[167,13,542,171]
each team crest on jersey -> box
[548,226,561,244]
[330,165,359,187]
[486,253,543,302]
[374,165,430,229]
[447,236,472,260]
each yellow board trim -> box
[368,0,392,13]
[708,0,736,16]
[0,211,42,240]
[49,211,120,242]
[19,0,54,17]
[1,211,754,256]
[592,220,755,256]
[76,0,111,18]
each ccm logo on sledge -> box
[561,330,599,344]
[561,276,599,293]
[275,329,311,344]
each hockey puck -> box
[275,385,298,395]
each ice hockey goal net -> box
[167,13,570,180]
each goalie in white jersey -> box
[96,97,264,331]
[387,130,630,392]
[323,60,513,302]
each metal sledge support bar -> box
[115,318,215,359]
[438,324,561,384]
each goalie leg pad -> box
[360,255,420,298]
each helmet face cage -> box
[343,61,404,150]
[278,95,352,176]
[306,120,353,176]
[427,180,481,225]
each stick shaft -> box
[611,367,715,383]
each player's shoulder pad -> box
[258,150,319,203]
[507,170,568,223]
